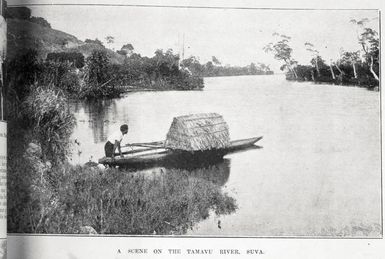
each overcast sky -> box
[8,1,379,71]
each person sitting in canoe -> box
[104,124,128,159]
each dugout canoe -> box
[98,136,262,167]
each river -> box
[69,74,381,237]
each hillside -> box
[7,18,125,64]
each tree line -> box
[181,56,273,77]
[264,18,379,89]
[95,35,273,78]
[5,47,204,105]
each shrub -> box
[85,49,109,86]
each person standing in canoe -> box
[105,124,128,158]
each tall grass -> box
[22,85,75,163]
[8,85,76,233]
[8,163,237,234]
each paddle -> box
[126,143,164,148]
[116,142,165,156]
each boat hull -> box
[98,136,262,167]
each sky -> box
[7,1,380,71]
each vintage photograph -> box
[4,2,381,237]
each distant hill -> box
[7,18,125,64]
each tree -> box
[151,49,180,80]
[105,36,115,50]
[350,18,370,42]
[264,34,298,78]
[122,43,134,52]
[85,50,109,86]
[359,28,379,81]
[181,56,204,76]
[258,63,272,74]
[249,63,257,74]
[117,43,134,56]
[205,61,214,76]
[304,42,321,77]
[85,38,104,47]
[350,18,379,81]
[212,56,221,66]
[341,51,360,79]
[334,60,345,77]
[328,59,336,80]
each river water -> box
[69,75,381,237]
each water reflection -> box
[71,99,120,143]
[170,159,231,187]
[134,158,231,187]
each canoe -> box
[98,136,262,167]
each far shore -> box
[119,74,379,95]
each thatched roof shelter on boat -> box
[165,113,230,151]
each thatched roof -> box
[165,113,230,151]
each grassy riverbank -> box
[8,148,237,234]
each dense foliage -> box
[4,48,205,103]
[46,52,85,68]
[5,49,81,99]
[181,56,273,77]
